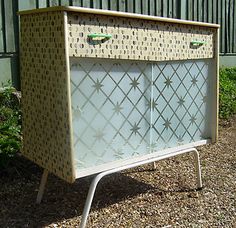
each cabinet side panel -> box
[20,11,75,183]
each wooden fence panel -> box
[229,0,234,53]
[0,0,235,88]
[156,0,162,16]
[134,0,142,14]
[0,0,4,53]
[234,0,236,52]
[110,1,118,11]
[5,0,15,52]
[16,0,236,55]
[14,0,236,55]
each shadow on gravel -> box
[1,155,159,227]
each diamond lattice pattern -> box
[70,58,213,170]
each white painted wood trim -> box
[75,139,210,179]
[18,6,220,28]
[64,11,76,182]
[211,28,220,143]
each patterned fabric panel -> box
[70,58,213,172]
[20,12,75,183]
[68,12,216,61]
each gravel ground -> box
[0,117,235,228]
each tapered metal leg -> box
[153,162,157,169]
[79,147,203,228]
[192,148,203,189]
[79,173,104,228]
[36,169,49,204]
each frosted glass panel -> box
[151,60,213,150]
[70,59,152,169]
[70,58,213,171]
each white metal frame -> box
[75,140,208,178]
[36,147,202,228]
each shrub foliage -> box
[0,84,22,169]
[219,68,236,119]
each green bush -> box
[219,67,236,119]
[0,84,22,169]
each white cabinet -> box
[19,6,219,183]
[19,6,219,226]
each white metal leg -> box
[192,148,203,189]
[153,162,157,169]
[36,169,49,204]
[79,148,202,228]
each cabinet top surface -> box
[18,6,220,28]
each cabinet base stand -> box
[36,169,49,204]
[79,148,202,228]
[36,148,202,228]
